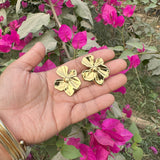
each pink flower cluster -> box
[0,16,30,53]
[0,0,10,9]
[57,24,87,49]
[67,118,133,160]
[94,0,136,28]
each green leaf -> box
[56,138,64,147]
[148,58,160,71]
[126,41,143,49]
[61,144,82,159]
[145,46,158,53]
[134,133,142,143]
[18,13,50,39]
[119,49,134,59]
[59,125,72,137]
[109,46,124,51]
[145,3,157,13]
[0,9,7,26]
[129,123,140,135]
[22,30,57,53]
[133,147,143,160]
[71,0,93,25]
[16,0,22,13]
[152,66,160,76]
[108,153,126,160]
[82,39,100,50]
[111,101,122,118]
[43,136,58,158]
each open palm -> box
[0,43,127,144]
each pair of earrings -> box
[54,55,110,96]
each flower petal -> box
[68,69,77,77]
[65,84,75,96]
[82,69,95,81]
[95,72,104,85]
[97,65,110,78]
[56,66,68,78]
[54,79,67,91]
[94,58,104,67]
[69,77,81,89]
[81,55,94,68]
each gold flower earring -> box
[54,66,81,96]
[81,55,110,85]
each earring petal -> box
[69,77,81,90]
[56,66,68,78]
[65,84,75,96]
[95,72,104,85]
[54,79,68,91]
[81,55,94,68]
[97,65,110,78]
[82,69,95,81]
[95,58,104,67]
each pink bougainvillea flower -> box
[102,118,133,146]
[94,14,102,22]
[66,0,74,8]
[34,59,56,72]
[0,29,2,37]
[113,86,126,94]
[72,31,87,49]
[26,153,32,160]
[46,10,52,16]
[51,0,64,16]
[19,52,25,57]
[128,55,140,69]
[0,39,12,53]
[149,146,158,154]
[0,0,10,9]
[39,4,45,12]
[18,16,27,26]
[67,137,96,160]
[79,144,96,160]
[12,39,26,50]
[58,24,72,42]
[157,109,160,113]
[92,1,98,8]
[0,16,4,22]
[88,108,108,128]
[22,1,28,8]
[157,132,160,136]
[101,3,117,25]
[88,45,108,53]
[104,0,122,6]
[113,15,125,28]
[9,20,20,31]
[137,44,145,53]
[24,33,33,44]
[91,37,95,40]
[72,25,77,33]
[123,104,132,118]
[123,5,136,17]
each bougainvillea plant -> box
[0,0,159,160]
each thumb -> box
[15,42,46,71]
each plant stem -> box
[48,0,71,60]
[134,67,144,94]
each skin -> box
[0,42,127,159]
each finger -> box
[77,59,127,89]
[15,42,46,71]
[73,74,127,103]
[71,94,114,124]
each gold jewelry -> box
[0,120,30,160]
[54,66,81,96]
[81,55,110,85]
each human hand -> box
[0,42,127,144]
